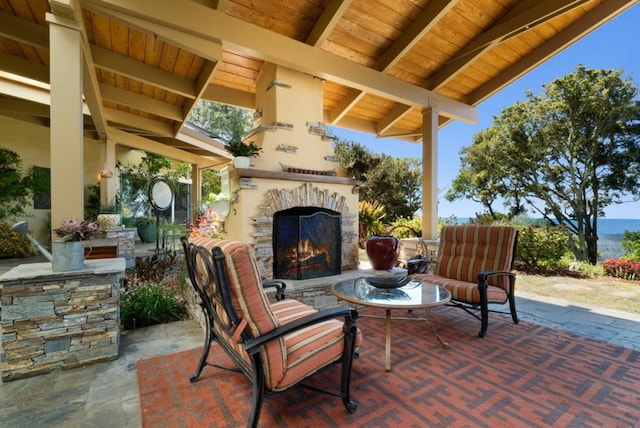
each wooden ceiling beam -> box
[0,96,50,118]
[99,83,183,121]
[91,45,197,98]
[306,0,351,47]
[377,104,413,136]
[0,10,49,49]
[375,0,457,72]
[108,126,205,164]
[0,53,49,84]
[466,0,638,105]
[85,4,223,62]
[327,88,365,125]
[176,59,221,137]
[104,107,174,137]
[200,84,255,109]
[426,0,588,90]
[82,0,477,124]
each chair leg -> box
[189,308,213,383]
[478,282,489,338]
[340,319,358,413]
[509,292,519,324]
[248,362,265,428]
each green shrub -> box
[514,224,570,268]
[621,231,640,261]
[120,282,187,330]
[390,217,422,238]
[0,222,37,258]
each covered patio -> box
[2,2,640,425]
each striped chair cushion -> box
[189,237,362,392]
[436,225,517,291]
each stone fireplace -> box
[218,63,361,280]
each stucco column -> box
[100,138,118,207]
[47,12,84,233]
[421,108,438,239]
[191,163,201,223]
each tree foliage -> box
[0,147,33,221]
[188,100,253,143]
[447,65,640,264]
[334,139,422,222]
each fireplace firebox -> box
[273,207,341,280]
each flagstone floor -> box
[1,248,639,427]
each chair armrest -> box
[477,270,516,293]
[262,279,286,301]
[244,305,358,355]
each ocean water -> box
[440,217,640,260]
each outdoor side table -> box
[333,277,451,371]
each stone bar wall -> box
[0,259,124,382]
[105,227,136,268]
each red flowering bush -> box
[189,207,222,239]
[601,258,640,281]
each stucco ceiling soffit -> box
[81,0,478,124]
[465,0,638,106]
[425,0,589,91]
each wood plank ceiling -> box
[0,0,638,166]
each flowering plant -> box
[54,218,101,242]
[189,207,223,239]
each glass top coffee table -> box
[333,277,451,371]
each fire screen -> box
[273,207,341,280]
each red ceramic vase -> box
[365,235,399,270]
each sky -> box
[330,4,640,219]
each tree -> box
[447,65,640,264]
[333,139,422,222]
[188,100,253,143]
[0,147,33,221]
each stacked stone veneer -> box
[0,259,124,382]
[251,183,359,279]
[105,227,136,268]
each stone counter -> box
[0,259,125,381]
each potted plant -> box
[224,140,262,168]
[135,216,157,243]
[52,218,101,271]
[97,202,121,230]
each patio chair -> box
[410,224,519,337]
[181,236,361,428]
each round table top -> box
[332,277,451,310]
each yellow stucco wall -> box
[0,115,102,245]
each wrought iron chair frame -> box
[181,237,359,428]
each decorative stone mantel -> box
[0,259,124,381]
